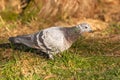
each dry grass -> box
[0,0,120,80]
[39,0,98,19]
[0,0,98,19]
[0,0,120,22]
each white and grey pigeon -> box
[9,23,92,59]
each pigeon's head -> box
[76,23,93,33]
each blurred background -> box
[0,0,120,38]
[0,0,120,80]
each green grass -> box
[0,31,120,80]
[0,1,120,79]
[0,9,120,79]
[0,51,120,80]
[0,11,19,22]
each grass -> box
[0,26,120,80]
[0,8,120,80]
[0,11,19,22]
[0,51,120,80]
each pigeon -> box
[9,23,93,59]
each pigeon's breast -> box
[42,27,70,52]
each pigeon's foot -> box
[48,54,54,60]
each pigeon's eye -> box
[85,26,87,29]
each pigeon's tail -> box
[9,37,21,43]
[8,35,37,48]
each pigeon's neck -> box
[68,26,82,35]
[63,26,82,43]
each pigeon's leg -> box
[47,51,54,60]
[48,54,54,60]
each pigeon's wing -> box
[40,27,69,52]
[9,27,70,53]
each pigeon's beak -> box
[89,30,93,33]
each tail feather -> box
[8,34,37,48]
[9,37,20,43]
